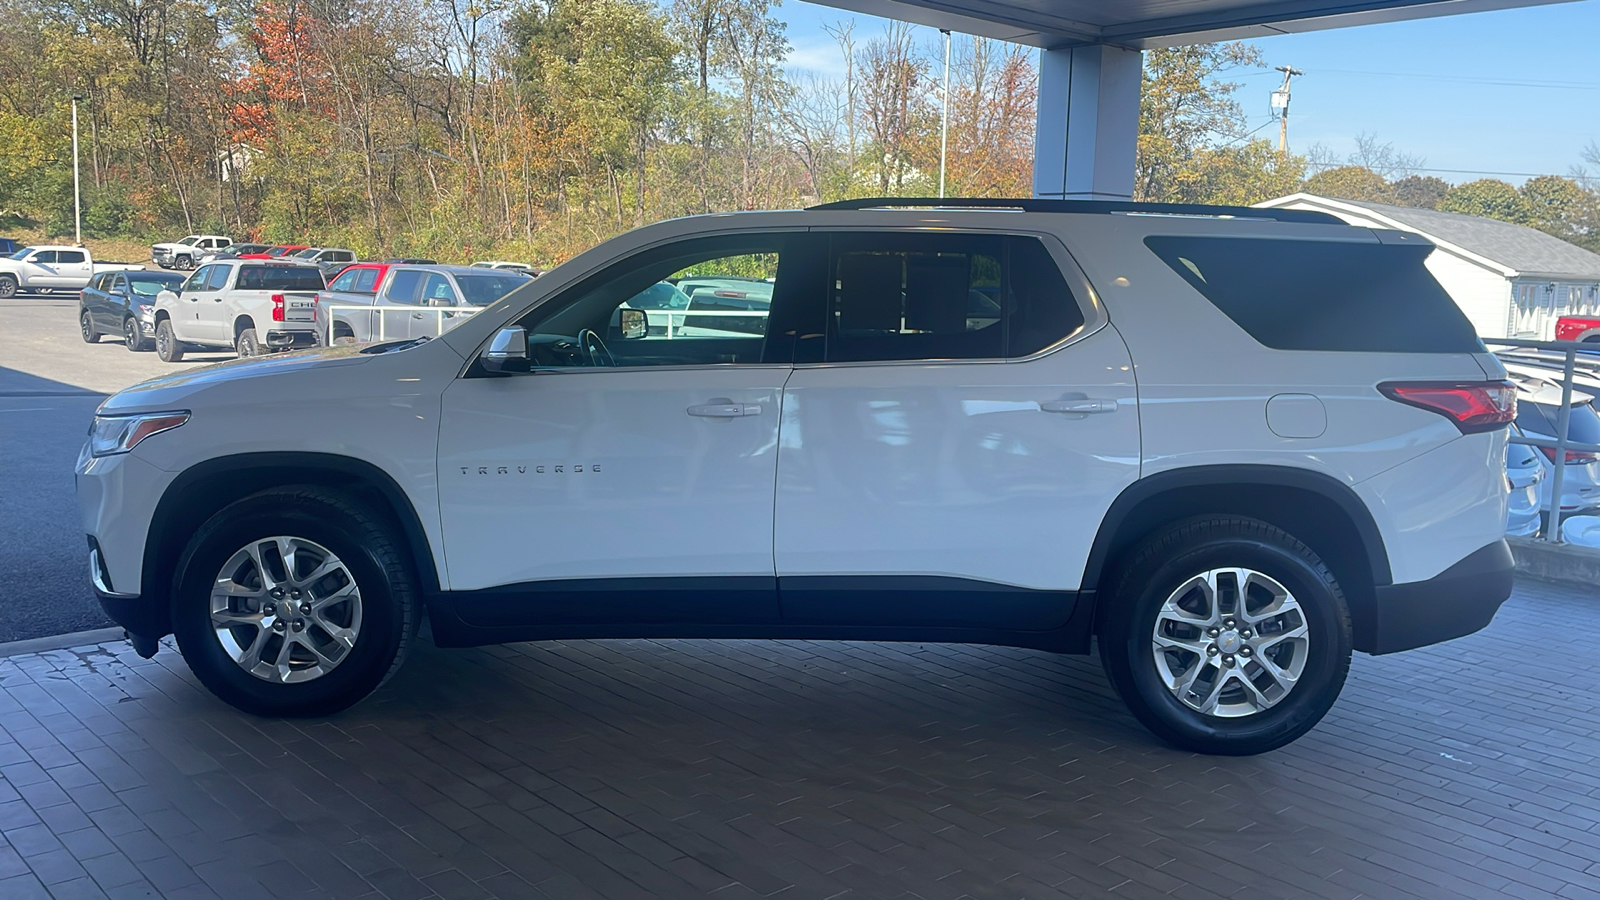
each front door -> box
[436,232,811,627]
[173,265,215,343]
[192,263,235,344]
[774,231,1140,630]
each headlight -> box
[136,304,154,320]
[87,411,189,457]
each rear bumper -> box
[1361,540,1513,655]
[265,329,320,349]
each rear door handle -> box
[1041,398,1119,415]
[687,401,762,418]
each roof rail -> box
[807,196,1344,225]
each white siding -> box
[1427,251,1513,338]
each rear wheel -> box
[171,488,419,717]
[80,310,101,343]
[1099,517,1352,755]
[236,327,260,358]
[155,319,185,362]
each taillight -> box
[1536,446,1598,465]
[271,294,285,322]
[1378,381,1516,434]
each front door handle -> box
[687,401,762,418]
[1041,398,1119,415]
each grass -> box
[4,229,156,265]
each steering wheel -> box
[577,328,616,367]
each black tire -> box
[124,317,152,351]
[0,275,16,298]
[155,318,185,362]
[80,310,101,343]
[171,488,420,717]
[176,255,194,270]
[1098,516,1352,756]
[236,327,260,358]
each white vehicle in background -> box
[1505,437,1544,537]
[152,259,326,361]
[151,235,233,270]
[289,247,360,278]
[0,246,143,298]
[321,264,530,344]
[1508,377,1600,519]
[471,260,540,276]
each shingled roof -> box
[1258,194,1600,281]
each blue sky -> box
[780,0,1600,185]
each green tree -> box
[1135,42,1267,203]
[1519,174,1595,241]
[1302,165,1389,202]
[1440,178,1529,223]
[1390,174,1450,209]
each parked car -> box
[202,243,273,263]
[313,264,391,343]
[0,238,20,256]
[151,235,233,270]
[289,247,359,276]
[471,260,540,276]
[384,257,437,265]
[320,264,529,344]
[1505,436,1544,537]
[79,270,188,351]
[1508,375,1600,518]
[1555,316,1600,344]
[76,198,1517,756]
[151,260,325,361]
[236,245,311,260]
[0,246,143,297]
[1560,515,1600,546]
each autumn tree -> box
[1303,165,1389,202]
[1440,178,1529,223]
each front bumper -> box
[88,539,171,639]
[1360,540,1514,655]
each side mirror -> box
[482,326,529,374]
[429,295,455,308]
[619,308,647,340]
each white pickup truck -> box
[0,245,144,298]
[152,259,326,361]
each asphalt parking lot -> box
[0,294,233,642]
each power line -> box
[1237,68,1600,90]
[1304,161,1578,179]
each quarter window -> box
[823,234,1085,362]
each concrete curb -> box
[1509,536,1600,589]
[0,627,125,659]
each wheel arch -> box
[233,315,256,339]
[1084,465,1392,653]
[140,452,442,637]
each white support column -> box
[1032,44,1143,201]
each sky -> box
[779,0,1600,185]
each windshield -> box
[128,274,187,295]
[292,249,320,259]
[236,266,325,291]
[455,273,531,306]
[8,248,30,261]
[179,236,200,246]
[266,247,293,257]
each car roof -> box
[388,264,527,277]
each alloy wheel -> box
[1150,567,1310,718]
[210,536,363,684]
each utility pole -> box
[71,95,83,245]
[939,29,951,198]
[1271,66,1302,157]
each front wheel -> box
[155,319,185,362]
[1099,517,1352,755]
[80,310,101,343]
[171,488,419,717]
[176,255,194,270]
[124,317,151,351]
[0,275,18,298]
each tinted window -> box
[824,234,1084,362]
[1520,401,1600,444]
[56,250,85,264]
[206,265,232,291]
[421,273,458,306]
[128,273,184,295]
[1145,236,1484,353]
[186,266,215,292]
[329,269,358,292]
[456,273,528,306]
[354,267,380,293]
[385,270,425,305]
[236,266,324,291]
[31,251,57,264]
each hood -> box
[99,345,375,414]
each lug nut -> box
[1240,629,1252,639]
[1222,655,1235,667]
[291,620,305,633]
[1240,646,1253,657]
[1223,618,1236,629]
[263,604,274,615]
[1207,645,1219,656]
[1207,627,1220,637]
[273,620,285,632]
[290,589,301,599]
[299,603,311,615]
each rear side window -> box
[824,233,1086,363]
[1144,236,1484,353]
[1520,401,1600,443]
[236,266,325,291]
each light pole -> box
[938,29,951,198]
[71,95,83,245]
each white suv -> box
[77,199,1516,755]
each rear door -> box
[52,249,92,287]
[773,230,1138,629]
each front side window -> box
[509,235,791,369]
[823,233,1085,363]
[31,251,57,264]
[455,273,527,306]
[185,266,215,292]
[421,273,458,306]
[206,264,233,291]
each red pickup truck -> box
[1555,316,1600,343]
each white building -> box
[1258,193,1600,340]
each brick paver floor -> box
[0,579,1596,899]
